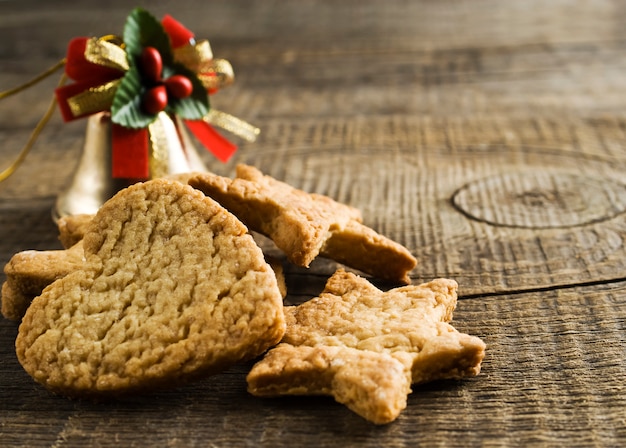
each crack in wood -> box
[458,276,626,301]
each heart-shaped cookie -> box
[16,179,286,397]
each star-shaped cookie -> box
[247,269,486,424]
[16,179,286,397]
[189,165,417,284]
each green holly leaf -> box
[168,63,210,120]
[123,8,173,65]
[111,66,154,129]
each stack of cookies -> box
[2,165,485,424]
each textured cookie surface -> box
[283,270,485,384]
[247,269,485,424]
[247,343,413,425]
[189,165,417,284]
[16,179,286,397]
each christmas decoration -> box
[0,8,259,217]
[55,8,258,178]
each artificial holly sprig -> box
[111,8,209,129]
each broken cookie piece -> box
[247,269,485,424]
[1,241,85,321]
[189,164,417,284]
[16,179,286,397]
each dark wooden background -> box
[1,0,626,446]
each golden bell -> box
[53,112,208,220]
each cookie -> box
[1,241,85,321]
[55,173,201,249]
[189,165,417,284]
[247,343,413,425]
[16,179,286,397]
[2,234,287,323]
[247,269,486,424]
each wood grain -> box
[2,0,626,446]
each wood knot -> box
[451,171,626,229]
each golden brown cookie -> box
[247,269,486,424]
[189,165,417,284]
[1,241,85,321]
[16,179,286,397]
[2,235,286,322]
[248,343,413,425]
[55,173,200,249]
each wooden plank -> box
[1,280,624,446]
[1,0,626,446]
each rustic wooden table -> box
[2,0,626,446]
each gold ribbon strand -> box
[0,59,67,182]
[204,109,259,142]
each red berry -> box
[140,47,163,83]
[142,85,168,115]
[165,75,193,99]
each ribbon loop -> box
[84,37,129,72]
[204,109,259,142]
[197,58,234,92]
[173,40,213,72]
[68,79,120,118]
